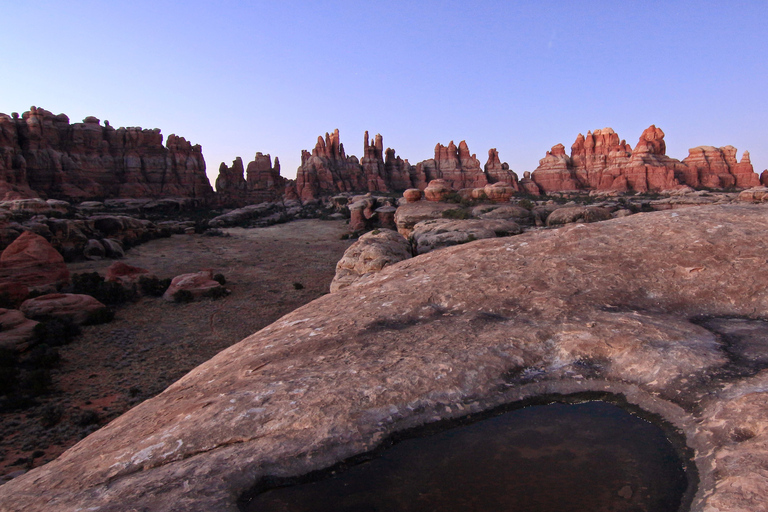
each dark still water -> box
[241,401,690,512]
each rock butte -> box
[3,204,768,511]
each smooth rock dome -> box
[3,204,768,511]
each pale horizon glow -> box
[2,1,766,187]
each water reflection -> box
[242,401,689,512]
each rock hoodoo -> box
[531,125,759,194]
[0,107,214,202]
[214,153,285,207]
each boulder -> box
[482,182,515,203]
[105,262,153,288]
[402,189,423,203]
[330,229,412,293]
[393,202,458,237]
[423,179,454,202]
[546,206,613,226]
[472,205,534,224]
[0,308,39,352]
[162,270,224,302]
[411,218,522,254]
[20,293,107,325]
[0,231,69,292]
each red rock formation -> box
[0,107,214,202]
[295,130,415,202]
[531,125,758,194]
[215,153,285,207]
[414,141,487,192]
[484,149,520,189]
[0,230,69,293]
[682,146,759,189]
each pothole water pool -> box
[240,400,692,512]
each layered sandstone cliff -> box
[215,153,285,207]
[0,107,214,202]
[532,125,758,194]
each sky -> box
[2,1,767,186]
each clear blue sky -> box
[2,1,766,184]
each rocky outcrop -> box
[19,293,107,325]
[484,149,519,187]
[330,229,412,292]
[215,154,285,208]
[414,141,487,192]
[162,270,225,302]
[532,125,759,194]
[0,107,214,202]
[295,129,365,202]
[393,201,458,237]
[7,205,768,511]
[295,130,415,202]
[0,308,39,352]
[545,206,614,226]
[410,218,522,254]
[0,231,69,294]
[682,146,759,189]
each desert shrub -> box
[443,192,464,204]
[76,409,100,427]
[83,308,116,325]
[0,292,18,309]
[204,228,229,237]
[23,344,60,369]
[0,349,19,396]
[138,276,172,297]
[292,282,304,290]
[442,208,472,220]
[202,286,229,299]
[69,272,135,305]
[32,317,81,347]
[213,273,226,285]
[172,289,194,303]
[39,404,64,428]
[517,199,534,210]
[23,369,52,396]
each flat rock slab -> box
[4,205,768,511]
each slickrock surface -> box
[0,107,213,202]
[4,205,768,511]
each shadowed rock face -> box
[0,107,214,202]
[4,205,768,511]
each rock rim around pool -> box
[4,204,768,511]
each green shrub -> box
[442,208,472,220]
[213,273,226,285]
[292,282,304,290]
[517,199,534,210]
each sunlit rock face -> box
[4,204,768,511]
[532,125,759,194]
[0,107,214,202]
